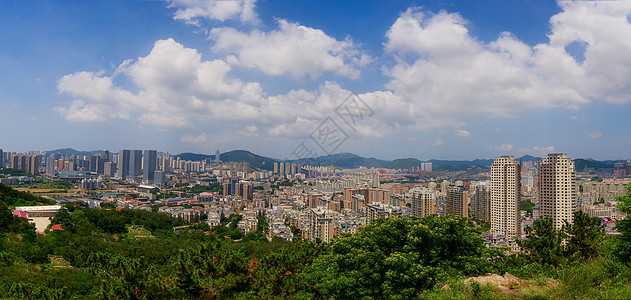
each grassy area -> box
[126,225,153,238]
[18,180,72,190]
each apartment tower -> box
[491,156,521,238]
[445,186,468,217]
[539,153,576,230]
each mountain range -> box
[45,148,625,172]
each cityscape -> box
[1,147,629,247]
[3,0,631,298]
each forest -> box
[1,183,631,299]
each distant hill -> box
[518,155,540,162]
[46,148,101,157]
[174,150,277,170]
[287,153,388,169]
[175,152,213,162]
[383,158,422,169]
[221,150,277,170]
[44,148,624,172]
[574,159,614,171]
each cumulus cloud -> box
[494,144,513,151]
[383,7,589,125]
[56,39,384,140]
[429,138,445,147]
[181,133,209,143]
[56,2,631,147]
[211,19,369,78]
[455,129,471,138]
[517,146,556,156]
[586,130,603,139]
[57,38,263,128]
[168,0,258,24]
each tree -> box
[50,207,74,233]
[517,217,566,265]
[302,216,493,299]
[0,201,13,233]
[613,183,631,264]
[565,210,603,260]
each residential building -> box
[411,188,436,218]
[491,156,521,238]
[445,185,468,217]
[539,153,576,230]
[470,183,491,223]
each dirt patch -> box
[463,272,559,295]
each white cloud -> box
[181,133,209,143]
[384,7,589,125]
[517,146,556,156]
[547,1,631,104]
[168,0,258,24]
[455,129,471,138]
[58,38,263,128]
[429,138,445,147]
[494,144,513,151]
[56,2,631,147]
[211,19,368,79]
[586,130,603,139]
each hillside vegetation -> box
[0,183,631,299]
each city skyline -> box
[2,1,631,160]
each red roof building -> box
[50,224,64,231]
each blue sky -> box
[1,0,630,161]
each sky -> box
[1,0,631,161]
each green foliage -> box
[613,183,631,265]
[518,217,567,265]
[2,198,631,299]
[0,183,56,207]
[521,200,536,217]
[0,168,30,176]
[565,210,603,260]
[302,216,495,298]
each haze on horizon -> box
[1,0,631,161]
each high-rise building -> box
[491,156,521,238]
[129,150,142,177]
[412,188,436,218]
[215,149,221,162]
[46,156,56,177]
[28,155,39,175]
[0,149,3,167]
[273,162,279,174]
[470,183,491,223]
[539,153,576,230]
[279,162,285,176]
[614,162,626,179]
[143,150,157,184]
[154,170,165,186]
[104,162,117,177]
[10,154,19,170]
[117,150,130,180]
[19,154,27,172]
[445,186,468,217]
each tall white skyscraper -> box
[539,153,576,230]
[491,156,521,238]
[215,149,221,162]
